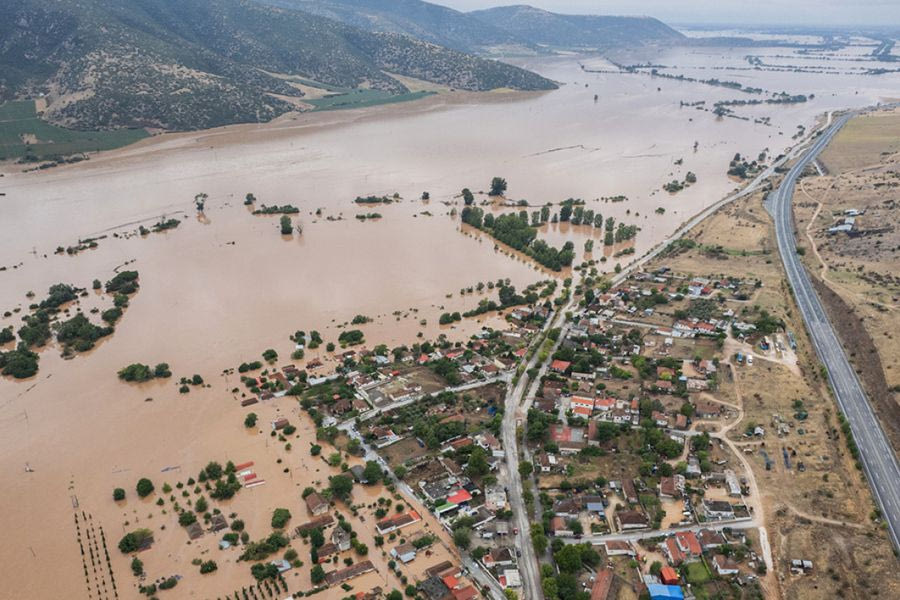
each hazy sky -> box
[434,0,900,27]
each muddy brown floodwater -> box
[0,47,898,598]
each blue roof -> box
[648,584,684,600]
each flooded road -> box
[0,47,898,598]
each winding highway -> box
[768,112,900,552]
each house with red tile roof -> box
[572,405,593,418]
[550,359,571,373]
[664,537,685,566]
[590,569,614,600]
[675,531,702,559]
[452,585,479,600]
[376,510,421,534]
[660,566,679,585]
[446,489,472,505]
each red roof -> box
[452,585,479,600]
[665,537,685,565]
[572,405,592,417]
[447,489,472,505]
[443,574,459,589]
[676,530,702,556]
[591,570,614,600]
[660,566,679,584]
[595,397,615,410]
[550,359,571,372]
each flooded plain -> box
[1,44,899,598]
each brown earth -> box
[810,276,900,452]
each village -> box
[107,233,844,600]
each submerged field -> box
[0,100,148,160]
[1,44,900,598]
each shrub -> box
[271,508,292,529]
[136,478,154,498]
[179,511,197,526]
[113,488,126,501]
[158,577,177,590]
[131,557,144,576]
[118,529,153,553]
[118,363,153,382]
[199,560,218,574]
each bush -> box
[0,345,40,378]
[310,564,326,584]
[113,488,126,501]
[179,511,197,526]
[118,363,153,382]
[136,478,154,498]
[101,307,123,324]
[153,363,171,378]
[118,528,153,553]
[244,412,258,428]
[106,271,140,294]
[158,576,177,590]
[199,560,217,574]
[271,508,292,529]
[130,557,144,576]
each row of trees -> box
[460,207,575,271]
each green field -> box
[684,560,712,585]
[306,89,435,111]
[0,100,149,160]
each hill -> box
[469,5,685,50]
[0,0,556,131]
[260,0,523,53]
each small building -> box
[294,514,334,535]
[603,540,635,557]
[305,491,329,516]
[615,510,648,531]
[647,583,684,600]
[697,528,726,551]
[271,417,289,430]
[316,542,339,562]
[482,546,515,568]
[500,569,521,589]
[452,585,479,600]
[376,510,421,534]
[622,479,639,504]
[660,566,679,585]
[209,514,228,532]
[591,569,615,600]
[391,542,417,564]
[185,522,204,540]
[675,531,702,558]
[324,560,375,586]
[664,537,685,566]
[550,359,572,373]
[702,499,735,520]
[418,575,452,600]
[331,526,352,551]
[270,559,292,573]
[724,469,742,497]
[712,554,739,576]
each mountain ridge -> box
[469,4,685,50]
[0,0,557,131]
